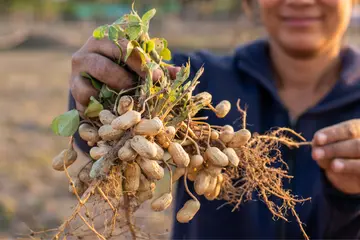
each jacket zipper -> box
[279,116,298,239]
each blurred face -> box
[258,0,353,58]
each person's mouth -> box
[281,16,322,27]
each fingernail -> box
[316,133,327,145]
[313,148,325,160]
[332,159,344,172]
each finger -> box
[330,158,360,175]
[313,119,360,146]
[70,75,98,106]
[86,37,163,81]
[312,138,360,166]
[168,66,181,80]
[73,53,134,91]
[75,101,86,113]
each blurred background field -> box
[1,0,360,239]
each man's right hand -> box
[70,36,180,112]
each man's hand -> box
[70,36,180,112]
[312,119,360,194]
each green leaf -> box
[51,110,80,137]
[81,72,102,90]
[146,40,155,53]
[172,63,190,90]
[124,40,140,62]
[108,25,119,41]
[162,38,168,49]
[114,15,127,25]
[93,25,107,40]
[145,62,158,91]
[100,85,114,99]
[116,25,126,38]
[126,25,142,41]
[182,81,191,91]
[84,96,104,118]
[142,9,156,24]
[160,48,172,61]
[128,14,141,24]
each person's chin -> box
[278,35,324,59]
[281,43,323,59]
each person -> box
[69,0,360,238]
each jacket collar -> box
[234,39,360,115]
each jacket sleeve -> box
[312,170,360,239]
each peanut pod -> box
[168,142,190,167]
[98,124,124,141]
[172,167,186,183]
[136,157,164,180]
[156,126,176,149]
[215,100,231,118]
[228,129,251,148]
[194,170,211,195]
[136,189,154,204]
[117,95,134,115]
[78,163,93,184]
[99,110,116,125]
[190,155,204,168]
[52,148,78,171]
[90,145,111,160]
[111,110,141,130]
[205,164,222,177]
[151,193,173,212]
[205,175,218,195]
[134,117,163,136]
[131,135,157,159]
[118,140,137,161]
[138,174,154,191]
[79,123,99,143]
[205,147,229,167]
[176,200,201,223]
[124,162,141,192]
[210,130,219,140]
[89,156,111,179]
[222,148,240,167]
[154,143,165,161]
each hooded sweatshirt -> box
[69,39,360,239]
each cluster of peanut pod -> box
[52,90,252,224]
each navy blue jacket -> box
[69,39,360,239]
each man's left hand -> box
[312,119,360,195]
